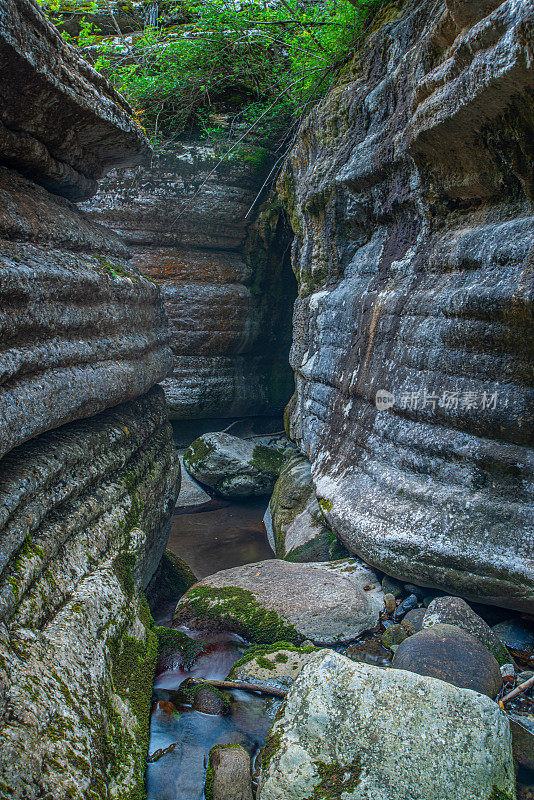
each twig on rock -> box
[500,674,534,705]
[187,677,287,699]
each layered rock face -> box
[82,139,296,420]
[0,3,179,797]
[282,0,534,611]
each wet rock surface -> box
[257,650,516,800]
[392,623,503,698]
[183,432,295,498]
[264,454,335,562]
[173,559,383,645]
[206,745,253,800]
[282,0,534,611]
[82,139,296,421]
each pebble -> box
[402,607,426,633]
[393,594,418,622]
[381,624,407,648]
[500,663,516,684]
[384,593,397,614]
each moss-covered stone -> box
[175,585,301,644]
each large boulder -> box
[281,0,534,611]
[392,623,503,698]
[173,559,383,645]
[183,432,295,498]
[258,650,516,800]
[422,596,511,665]
[264,454,336,562]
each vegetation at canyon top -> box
[40,0,386,145]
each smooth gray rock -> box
[207,745,253,800]
[173,559,383,645]
[257,650,516,800]
[264,454,334,562]
[82,139,296,422]
[423,596,511,665]
[183,432,295,498]
[281,0,534,611]
[392,623,503,698]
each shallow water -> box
[146,630,278,800]
[167,498,272,579]
[147,496,276,799]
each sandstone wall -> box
[282,0,534,611]
[82,139,296,420]
[0,3,179,797]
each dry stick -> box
[500,674,534,704]
[147,740,181,763]
[188,677,287,699]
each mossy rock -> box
[173,558,382,645]
[266,454,337,562]
[183,432,295,498]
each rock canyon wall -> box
[82,137,296,422]
[282,0,534,612]
[0,2,179,797]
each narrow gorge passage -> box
[1,0,533,799]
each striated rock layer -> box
[282,0,534,611]
[82,139,296,419]
[0,3,179,797]
[0,388,179,800]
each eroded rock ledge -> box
[282,0,534,611]
[0,4,179,797]
[82,139,296,420]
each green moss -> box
[251,444,286,476]
[178,586,301,644]
[229,641,317,675]
[318,497,333,513]
[95,256,140,281]
[260,719,285,773]
[183,436,216,472]
[488,788,514,800]
[113,552,136,598]
[256,655,276,670]
[311,757,362,799]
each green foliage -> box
[39,0,386,144]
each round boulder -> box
[183,432,295,498]
[422,596,510,665]
[392,623,503,698]
[173,559,383,645]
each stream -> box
[146,458,534,799]
[147,494,278,800]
